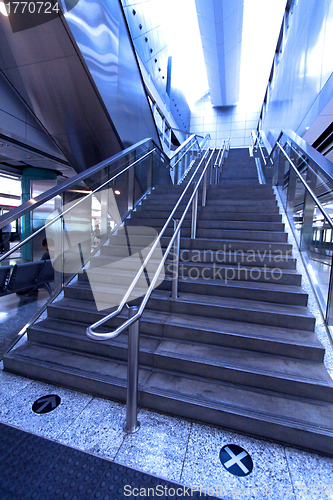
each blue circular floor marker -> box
[220,444,253,477]
[32,394,61,414]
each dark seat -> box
[0,265,12,294]
[38,259,54,295]
[7,261,44,294]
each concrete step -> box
[63,284,315,331]
[128,218,286,232]
[138,201,279,213]
[46,298,325,361]
[4,343,333,456]
[100,236,293,255]
[75,272,308,307]
[143,290,316,332]
[133,210,282,222]
[90,252,297,279]
[160,236,293,254]
[166,261,301,285]
[26,319,333,402]
[117,225,288,242]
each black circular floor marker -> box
[220,444,253,477]
[32,394,61,414]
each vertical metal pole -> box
[147,154,153,191]
[300,167,316,252]
[191,185,199,239]
[128,153,135,211]
[172,219,181,299]
[209,153,214,185]
[100,188,108,237]
[202,171,207,207]
[123,306,140,434]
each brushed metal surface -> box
[0,0,159,173]
[62,0,160,149]
[262,0,333,144]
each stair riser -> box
[117,228,288,243]
[91,253,297,271]
[2,357,127,404]
[175,253,296,269]
[154,355,333,402]
[138,204,280,214]
[162,238,293,254]
[5,356,333,456]
[29,306,328,363]
[157,279,307,306]
[69,277,307,305]
[170,264,301,286]
[100,239,293,255]
[135,211,282,222]
[145,297,315,331]
[26,327,330,401]
[144,198,278,207]
[129,219,285,232]
[140,391,333,458]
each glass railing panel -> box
[265,130,333,326]
[0,139,166,357]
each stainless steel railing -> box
[0,138,164,231]
[86,137,234,432]
[0,135,203,361]
[252,128,333,328]
[86,144,213,341]
[0,148,156,264]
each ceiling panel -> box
[195,0,244,106]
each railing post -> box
[147,153,153,191]
[191,184,198,239]
[209,152,214,185]
[172,219,180,299]
[123,306,140,434]
[202,171,207,207]
[128,157,135,211]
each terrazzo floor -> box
[0,188,333,499]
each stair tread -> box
[5,343,333,439]
[48,297,322,349]
[147,289,314,318]
[79,270,306,295]
[29,318,332,388]
[65,282,311,317]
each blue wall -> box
[261,0,333,147]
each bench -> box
[0,260,54,297]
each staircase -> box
[4,149,333,456]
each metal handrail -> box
[87,139,214,340]
[251,131,267,166]
[276,142,333,229]
[0,137,165,231]
[0,130,203,262]
[255,129,333,228]
[267,130,333,183]
[214,140,225,167]
[0,148,157,263]
[170,134,201,171]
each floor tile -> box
[115,408,191,483]
[181,423,295,500]
[0,380,92,440]
[0,366,32,406]
[58,397,126,460]
[285,447,333,500]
